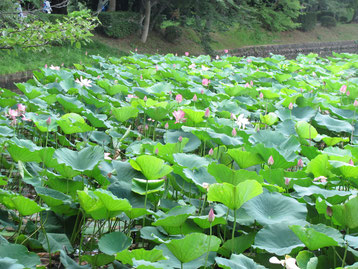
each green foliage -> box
[97,11,140,39]
[258,0,302,32]
[320,15,337,28]
[164,26,183,43]
[298,12,317,32]
[0,10,98,50]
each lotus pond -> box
[1,51,358,268]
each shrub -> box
[298,12,317,32]
[98,12,139,39]
[38,13,66,23]
[320,15,337,28]
[317,11,335,22]
[164,26,182,43]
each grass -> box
[1,22,358,75]
[0,39,126,75]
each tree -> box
[0,9,99,50]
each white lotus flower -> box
[75,76,92,88]
[235,114,250,129]
[269,255,300,269]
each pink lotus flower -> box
[44,64,48,69]
[284,177,291,186]
[104,153,112,160]
[135,48,138,52]
[202,78,210,86]
[314,176,327,183]
[75,76,92,88]
[176,94,183,103]
[17,103,26,113]
[46,117,51,126]
[340,85,347,94]
[355,100,358,107]
[247,59,252,63]
[193,94,197,102]
[173,110,186,124]
[205,108,210,118]
[49,65,60,71]
[232,128,237,137]
[127,94,138,100]
[208,208,215,223]
[224,49,229,54]
[297,159,303,168]
[244,83,250,88]
[208,148,214,156]
[349,159,354,166]
[185,52,189,56]
[188,63,196,69]
[8,108,19,119]
[202,182,209,189]
[268,155,274,166]
[288,102,293,110]
[178,136,183,142]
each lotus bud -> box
[259,92,264,99]
[232,128,237,137]
[205,108,210,118]
[46,117,51,126]
[155,148,159,155]
[326,206,333,217]
[164,122,169,129]
[44,64,48,68]
[176,94,183,103]
[173,64,176,68]
[216,55,219,60]
[178,136,183,142]
[347,90,350,97]
[193,94,197,102]
[288,102,293,110]
[144,96,148,102]
[145,124,149,130]
[340,85,347,94]
[201,89,204,94]
[250,80,253,86]
[354,100,358,107]
[185,52,189,56]
[284,177,291,186]
[155,65,159,71]
[208,208,215,223]
[297,158,303,168]
[349,159,354,166]
[268,155,274,166]
[224,49,229,54]
[202,182,209,189]
[208,148,214,156]
[140,74,143,80]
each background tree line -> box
[1,0,358,52]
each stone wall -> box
[221,40,358,58]
[0,70,33,90]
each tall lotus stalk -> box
[204,208,215,269]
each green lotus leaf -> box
[116,249,166,266]
[208,180,263,210]
[165,233,221,264]
[295,121,318,139]
[130,155,173,180]
[98,232,132,255]
[112,106,139,122]
[216,254,267,269]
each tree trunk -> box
[141,0,151,43]
[108,0,116,11]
